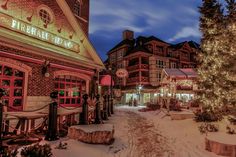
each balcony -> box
[127,77,139,83]
[127,76,149,84]
[127,64,149,71]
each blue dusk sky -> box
[89,0,203,61]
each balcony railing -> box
[127,64,149,71]
[127,76,149,84]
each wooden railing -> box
[127,77,149,84]
[127,64,149,71]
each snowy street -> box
[49,106,221,157]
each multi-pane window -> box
[157,72,162,82]
[39,9,51,25]
[171,62,177,68]
[156,60,166,68]
[54,75,83,107]
[74,0,81,16]
[0,65,24,111]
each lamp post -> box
[108,67,114,114]
[137,84,142,106]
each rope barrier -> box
[58,104,81,111]
[6,103,50,112]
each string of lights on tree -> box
[197,0,236,114]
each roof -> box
[163,68,198,79]
[124,45,152,57]
[107,39,135,54]
[169,41,186,49]
[170,41,200,50]
[188,41,200,49]
[137,36,170,45]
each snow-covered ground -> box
[42,106,227,157]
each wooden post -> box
[79,94,89,125]
[102,95,108,120]
[94,94,102,124]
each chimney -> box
[122,30,134,40]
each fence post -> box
[102,95,108,120]
[79,94,89,125]
[94,94,102,124]
[45,91,59,141]
[107,95,111,116]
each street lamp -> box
[137,84,143,106]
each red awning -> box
[100,75,114,86]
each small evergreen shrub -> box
[1,147,18,157]
[198,123,219,134]
[226,125,236,134]
[194,109,223,122]
[21,143,52,157]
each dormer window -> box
[74,0,81,16]
[37,5,54,28]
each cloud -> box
[168,24,201,42]
[89,0,202,60]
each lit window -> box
[74,0,81,16]
[0,65,24,111]
[54,75,84,107]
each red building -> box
[0,0,104,111]
[106,30,199,105]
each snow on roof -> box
[163,68,197,79]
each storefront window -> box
[54,75,83,107]
[0,64,24,111]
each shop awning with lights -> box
[161,68,198,91]
[162,68,197,80]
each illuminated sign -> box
[0,13,80,52]
[116,68,128,78]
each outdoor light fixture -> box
[42,60,50,77]
[138,85,143,90]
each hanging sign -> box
[0,13,80,52]
[116,68,128,78]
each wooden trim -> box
[0,51,94,75]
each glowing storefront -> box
[160,68,198,102]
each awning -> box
[100,75,114,86]
[163,68,197,79]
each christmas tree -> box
[224,0,236,106]
[198,0,225,112]
[197,0,236,119]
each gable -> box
[0,0,104,69]
[180,42,192,52]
